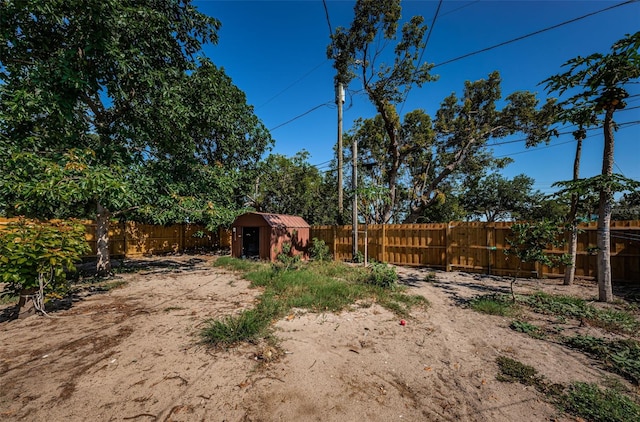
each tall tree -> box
[0,1,271,274]
[344,72,557,224]
[543,32,640,301]
[329,0,437,224]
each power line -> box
[257,60,329,109]
[322,0,333,38]
[400,0,443,115]
[439,1,480,18]
[433,0,638,69]
[269,101,333,132]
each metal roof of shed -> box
[234,212,310,228]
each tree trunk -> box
[16,287,37,319]
[96,202,112,276]
[597,108,615,302]
[564,134,583,286]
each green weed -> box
[560,382,640,422]
[564,335,640,385]
[510,320,546,339]
[495,356,640,422]
[469,294,517,316]
[522,292,639,335]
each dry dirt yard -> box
[0,255,637,421]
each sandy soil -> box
[0,255,637,421]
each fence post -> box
[332,225,338,261]
[446,222,452,272]
[380,223,387,262]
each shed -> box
[231,212,310,262]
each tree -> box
[504,220,569,301]
[0,219,89,318]
[543,32,640,301]
[344,72,557,224]
[461,173,543,222]
[329,0,437,224]
[613,190,640,220]
[0,1,271,274]
[248,152,337,225]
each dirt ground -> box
[0,255,637,422]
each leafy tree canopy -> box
[0,0,272,273]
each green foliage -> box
[522,292,640,335]
[561,382,640,422]
[250,152,336,225]
[213,256,265,273]
[496,356,640,422]
[0,219,89,301]
[505,220,568,271]
[0,1,272,271]
[510,320,546,339]
[505,220,569,299]
[461,173,549,222]
[469,294,517,316]
[365,262,398,289]
[495,356,542,386]
[564,335,640,385]
[309,238,331,262]
[273,242,301,272]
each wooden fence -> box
[311,221,640,283]
[0,218,231,258]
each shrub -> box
[366,262,398,289]
[0,218,89,315]
[309,237,331,261]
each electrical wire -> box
[268,101,333,132]
[257,60,329,109]
[433,0,638,69]
[399,0,443,115]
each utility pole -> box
[352,130,358,261]
[336,82,344,214]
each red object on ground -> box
[400,319,406,326]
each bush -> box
[309,237,331,261]
[366,262,398,289]
[0,218,89,314]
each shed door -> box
[242,227,260,258]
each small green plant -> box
[469,294,517,316]
[496,356,640,422]
[353,250,365,263]
[273,242,301,272]
[560,382,640,422]
[510,320,546,339]
[365,262,398,289]
[564,335,640,384]
[495,356,542,386]
[0,218,89,316]
[309,237,331,262]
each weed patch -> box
[564,335,640,385]
[510,320,546,339]
[495,356,640,422]
[202,258,427,347]
[561,382,640,422]
[469,294,516,316]
[521,292,639,335]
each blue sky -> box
[194,0,640,195]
